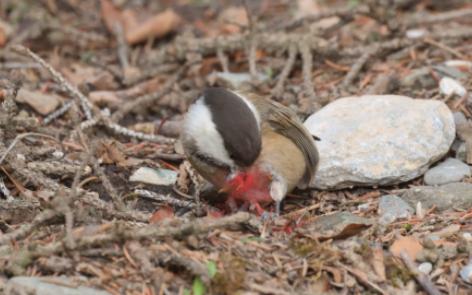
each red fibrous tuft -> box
[224,168,272,215]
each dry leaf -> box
[126,9,181,45]
[0,19,13,47]
[149,206,174,224]
[218,6,248,34]
[389,236,423,260]
[97,140,127,165]
[89,91,122,107]
[15,89,61,115]
[300,212,373,240]
[295,0,321,19]
[100,0,123,33]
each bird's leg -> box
[249,200,266,216]
[225,197,238,213]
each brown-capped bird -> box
[180,87,319,215]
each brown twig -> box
[277,5,369,31]
[400,251,441,295]
[299,40,321,111]
[341,50,375,89]
[8,212,252,265]
[111,65,187,123]
[134,189,196,209]
[405,8,472,27]
[271,44,297,98]
[92,159,126,211]
[10,45,94,120]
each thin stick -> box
[342,50,374,88]
[299,41,320,110]
[0,132,60,165]
[400,251,441,295]
[10,45,94,120]
[272,44,297,98]
[30,212,251,257]
[135,189,196,209]
[111,65,187,122]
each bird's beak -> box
[218,184,230,194]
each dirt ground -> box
[1,0,472,294]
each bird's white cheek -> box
[183,99,234,167]
[270,180,287,202]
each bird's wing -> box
[266,100,319,187]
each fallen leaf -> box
[62,63,119,90]
[89,91,122,107]
[218,6,248,34]
[299,212,373,240]
[389,236,423,260]
[100,0,123,33]
[15,88,61,115]
[295,0,321,19]
[97,140,127,165]
[149,206,174,224]
[126,9,181,45]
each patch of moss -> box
[211,253,246,294]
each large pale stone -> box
[304,95,455,189]
[5,276,110,295]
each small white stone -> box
[439,77,467,97]
[460,262,472,284]
[406,28,427,39]
[418,262,433,275]
[357,203,370,212]
[130,167,177,186]
[52,150,64,159]
[16,154,26,161]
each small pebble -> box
[460,262,472,284]
[418,262,433,275]
[357,203,370,212]
[424,158,471,185]
[52,150,64,159]
[406,28,427,39]
[439,77,467,97]
[378,195,414,224]
[453,111,467,127]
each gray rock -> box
[378,195,414,224]
[424,158,470,185]
[304,95,455,189]
[400,183,472,211]
[460,262,472,284]
[456,142,467,162]
[453,112,467,127]
[5,276,110,295]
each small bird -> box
[180,87,319,215]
